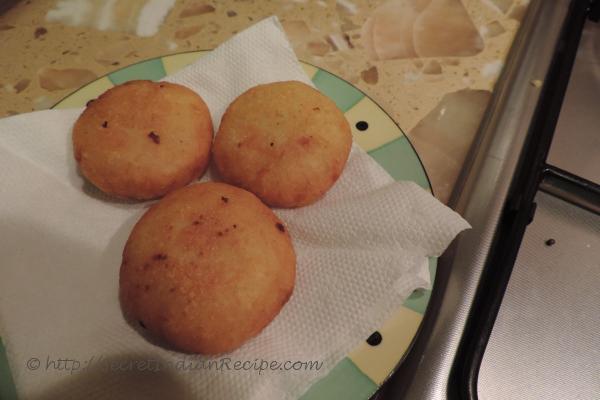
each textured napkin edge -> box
[282,254,429,400]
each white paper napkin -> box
[0,17,469,400]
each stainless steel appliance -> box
[375,1,600,398]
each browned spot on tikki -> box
[153,253,167,261]
[148,131,160,144]
[276,223,285,233]
[294,192,306,204]
[101,121,108,128]
[221,196,229,203]
[298,136,312,147]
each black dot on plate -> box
[355,121,369,131]
[366,331,382,346]
[545,238,556,246]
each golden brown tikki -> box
[73,80,213,200]
[119,182,296,354]
[213,81,352,208]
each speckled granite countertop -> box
[0,0,529,203]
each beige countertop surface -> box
[0,0,529,203]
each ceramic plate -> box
[0,51,435,400]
